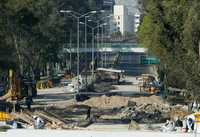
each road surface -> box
[34,76,144,103]
[0,129,198,137]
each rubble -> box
[81,95,173,124]
[128,120,140,130]
[4,94,189,131]
[12,110,79,130]
[120,103,169,124]
[169,108,189,121]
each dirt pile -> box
[82,95,167,109]
[82,95,171,124]
[83,95,130,109]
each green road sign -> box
[140,56,160,65]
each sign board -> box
[140,56,160,65]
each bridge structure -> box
[63,42,158,76]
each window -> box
[118,16,120,19]
[117,27,120,30]
[118,22,120,25]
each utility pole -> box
[69,30,72,73]
[92,28,95,80]
[101,25,104,67]
[97,21,100,68]
[60,10,97,95]
[85,16,88,89]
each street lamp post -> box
[101,25,104,67]
[90,24,107,80]
[60,10,97,94]
[69,29,72,72]
[84,11,105,89]
[84,16,89,89]
[88,15,113,68]
[83,23,107,80]
[80,22,107,80]
[91,28,95,80]
[77,17,80,91]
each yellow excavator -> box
[0,69,24,101]
[0,70,23,121]
[0,111,14,121]
[1,69,37,101]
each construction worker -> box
[117,73,120,84]
[33,115,45,129]
[12,120,18,129]
[187,117,195,132]
[25,80,33,110]
[86,107,91,120]
[25,96,32,110]
[162,119,175,132]
[175,117,183,132]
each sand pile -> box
[83,95,130,109]
[82,95,166,109]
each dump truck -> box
[96,68,125,84]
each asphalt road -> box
[33,76,147,107]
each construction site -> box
[0,65,193,133]
[1,1,200,137]
[0,40,198,135]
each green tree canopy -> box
[0,0,98,79]
[139,0,200,99]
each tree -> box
[139,0,200,99]
[0,0,98,79]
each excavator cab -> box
[0,69,37,102]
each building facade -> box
[109,0,141,35]
[134,13,140,32]
[111,5,134,35]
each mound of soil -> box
[82,95,167,109]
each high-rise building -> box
[114,0,141,14]
[134,13,140,32]
[109,0,141,35]
[111,5,134,35]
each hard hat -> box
[33,115,37,119]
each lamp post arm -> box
[66,12,79,19]
[80,11,96,18]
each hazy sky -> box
[114,0,140,14]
